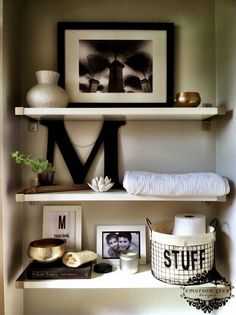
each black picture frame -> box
[57,22,174,108]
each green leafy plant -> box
[10,151,55,174]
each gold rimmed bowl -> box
[27,238,65,263]
[174,92,201,107]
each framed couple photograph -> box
[57,22,174,107]
[42,205,82,251]
[96,225,146,265]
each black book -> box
[24,260,92,280]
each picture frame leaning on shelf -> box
[96,225,146,265]
[42,205,82,251]
[57,21,174,108]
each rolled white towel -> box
[123,171,230,196]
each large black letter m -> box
[41,120,126,188]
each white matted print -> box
[43,205,82,251]
[57,22,174,107]
[96,225,146,265]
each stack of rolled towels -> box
[123,171,230,197]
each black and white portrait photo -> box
[102,231,140,259]
[96,225,146,265]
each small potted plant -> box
[10,150,55,186]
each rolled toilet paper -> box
[173,213,206,236]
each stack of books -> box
[19,260,92,280]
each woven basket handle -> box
[210,218,218,231]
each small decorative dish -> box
[174,91,201,107]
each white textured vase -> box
[26,70,69,107]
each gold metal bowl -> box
[174,92,201,107]
[27,238,65,263]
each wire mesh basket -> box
[146,218,216,285]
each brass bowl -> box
[27,238,65,263]
[174,92,201,107]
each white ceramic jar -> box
[26,70,69,108]
[120,250,139,274]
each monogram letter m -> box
[41,120,126,188]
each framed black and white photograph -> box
[43,205,82,251]
[57,22,174,107]
[96,225,146,265]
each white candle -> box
[120,250,139,274]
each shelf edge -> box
[15,191,227,203]
[15,263,223,289]
[14,106,226,121]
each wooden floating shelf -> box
[15,106,226,121]
[15,189,226,202]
